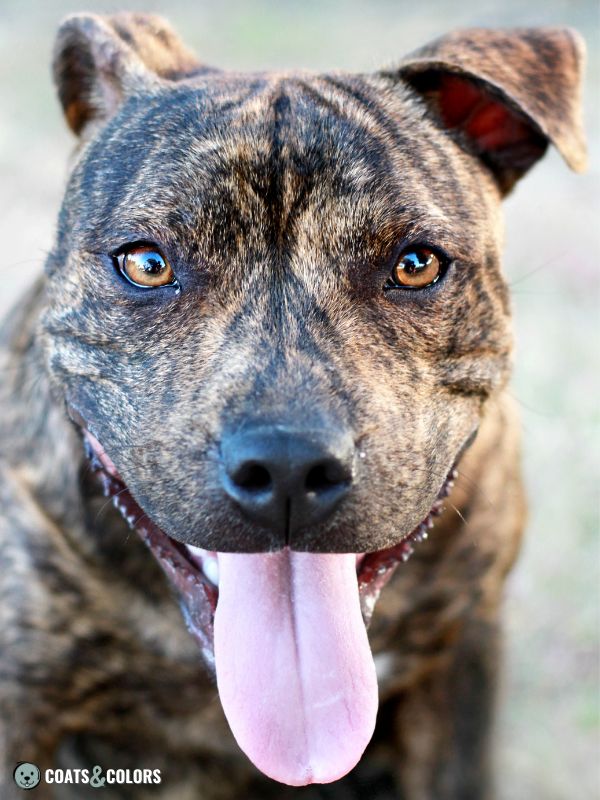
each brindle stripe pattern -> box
[42,62,513,557]
[0,14,585,800]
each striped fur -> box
[0,14,585,799]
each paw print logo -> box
[13,763,41,790]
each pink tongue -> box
[213,550,378,786]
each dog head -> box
[42,14,586,786]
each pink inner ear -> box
[438,74,533,153]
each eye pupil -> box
[141,254,166,274]
[401,251,431,274]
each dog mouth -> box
[83,428,456,786]
[84,430,455,654]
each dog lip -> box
[83,430,120,478]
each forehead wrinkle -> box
[198,76,393,175]
[121,77,382,193]
[299,74,411,148]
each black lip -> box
[85,448,218,667]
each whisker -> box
[449,502,469,527]
[507,250,568,288]
[506,388,557,418]
[1,252,49,271]
[93,486,129,525]
[132,512,148,528]
[449,467,496,512]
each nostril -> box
[220,426,355,534]
[231,462,272,492]
[305,460,351,493]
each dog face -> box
[43,18,584,555]
[40,14,585,787]
[46,67,506,556]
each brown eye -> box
[389,247,443,289]
[118,245,176,288]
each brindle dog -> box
[0,14,586,800]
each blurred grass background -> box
[0,1,598,797]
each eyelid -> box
[111,239,165,258]
[394,242,451,265]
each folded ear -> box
[53,13,203,136]
[384,28,587,193]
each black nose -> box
[220,426,354,539]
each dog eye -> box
[115,245,177,289]
[388,247,444,290]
